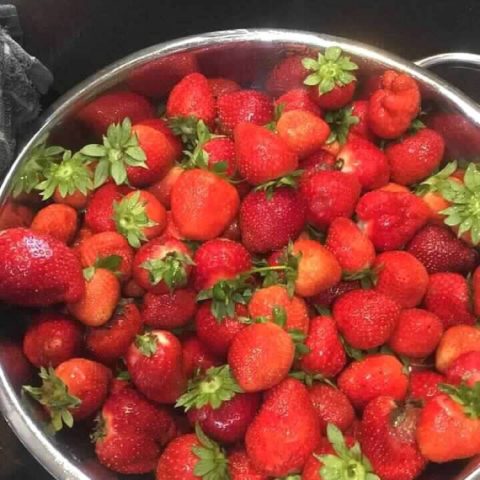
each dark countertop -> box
[1,0,480,478]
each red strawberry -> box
[208,77,241,98]
[132,237,193,294]
[409,370,445,403]
[234,123,298,185]
[0,228,84,307]
[265,55,308,96]
[166,73,216,126]
[333,289,400,350]
[299,170,361,230]
[338,354,409,409]
[182,335,222,378]
[309,280,360,308]
[360,396,427,480]
[126,330,187,404]
[147,165,184,209]
[356,190,430,251]
[308,383,355,433]
[385,128,445,185]
[424,273,476,329]
[471,265,480,316]
[349,99,375,141]
[228,322,295,392]
[23,312,83,368]
[171,169,240,241]
[193,238,252,291]
[388,308,443,358]
[407,224,478,275]
[202,137,237,177]
[84,183,125,233]
[77,91,154,138]
[416,385,480,462]
[336,136,390,190]
[31,203,78,244]
[373,250,429,308]
[446,351,480,387]
[275,88,322,116]
[23,359,111,430]
[245,377,321,476]
[326,217,376,274]
[299,316,346,377]
[176,365,260,443]
[228,448,267,480]
[217,90,273,135]
[85,303,143,364]
[142,288,197,329]
[299,149,336,175]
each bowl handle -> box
[415,52,480,68]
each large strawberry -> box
[245,377,321,476]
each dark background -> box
[1,0,480,478]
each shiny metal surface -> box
[416,52,480,69]
[0,28,479,480]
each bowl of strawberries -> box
[0,28,479,480]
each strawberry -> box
[326,217,376,275]
[356,190,430,251]
[350,100,375,141]
[446,351,480,387]
[142,288,197,329]
[409,370,445,403]
[228,321,295,392]
[77,91,154,138]
[359,396,427,480]
[147,165,184,209]
[0,201,33,230]
[166,72,216,126]
[84,183,125,233]
[126,330,187,403]
[300,149,336,175]
[436,325,480,373]
[299,315,346,377]
[275,88,322,116]
[338,354,409,409]
[217,90,273,135]
[367,70,421,139]
[333,289,400,350]
[424,273,476,329]
[176,365,260,443]
[385,128,445,185]
[228,448,267,480]
[171,169,240,240]
[0,228,84,307]
[265,55,308,96]
[234,122,298,185]
[156,426,229,480]
[132,237,193,294]
[23,359,111,430]
[373,250,429,308]
[308,383,355,433]
[202,137,237,177]
[222,217,241,241]
[30,203,77,244]
[68,267,120,326]
[276,109,330,157]
[300,170,361,230]
[85,302,143,364]
[336,136,390,190]
[245,377,321,476]
[416,384,480,462]
[123,278,145,297]
[195,302,247,357]
[303,47,358,110]
[407,224,478,275]
[53,189,89,210]
[239,187,306,253]
[193,238,252,291]
[293,238,341,297]
[309,280,361,308]
[182,335,222,378]
[22,312,83,368]
[388,308,443,358]
[208,77,241,98]
[472,265,480,316]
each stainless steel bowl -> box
[1,28,480,480]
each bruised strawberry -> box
[446,351,480,387]
[409,370,445,403]
[265,55,308,96]
[182,335,222,378]
[275,88,322,116]
[31,203,78,244]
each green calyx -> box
[289,370,336,388]
[317,424,379,480]
[415,161,457,196]
[325,106,359,145]
[168,116,205,150]
[175,365,243,411]
[80,117,147,188]
[440,381,480,419]
[141,250,194,291]
[90,414,106,443]
[83,254,122,281]
[23,366,81,432]
[113,191,157,248]
[407,118,426,135]
[254,170,304,199]
[192,424,230,480]
[265,103,285,132]
[303,47,358,95]
[342,267,378,290]
[135,332,158,357]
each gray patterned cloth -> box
[0,4,53,173]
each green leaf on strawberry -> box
[83,254,123,281]
[343,267,378,289]
[265,103,285,132]
[303,47,358,95]
[439,381,480,419]
[192,423,229,480]
[80,117,147,188]
[289,328,311,358]
[325,106,359,145]
[23,366,81,432]
[168,116,205,150]
[176,365,243,411]
[134,332,158,357]
[289,370,336,388]
[317,424,380,480]
[254,170,304,199]
[415,160,458,196]
[90,414,106,443]
[314,305,332,316]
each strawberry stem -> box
[192,424,229,480]
[141,251,194,291]
[439,382,480,418]
[135,332,158,357]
